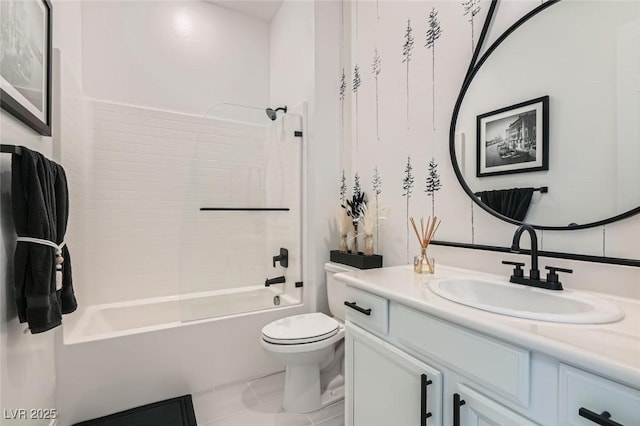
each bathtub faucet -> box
[265,276,286,286]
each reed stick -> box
[409,215,441,249]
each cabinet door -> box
[346,323,442,426]
[453,384,539,426]
[559,364,640,426]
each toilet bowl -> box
[260,262,354,413]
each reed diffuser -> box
[409,216,441,274]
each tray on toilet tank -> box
[330,250,383,270]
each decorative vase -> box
[413,246,435,274]
[364,234,374,255]
[339,234,348,253]
[352,223,360,254]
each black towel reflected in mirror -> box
[476,188,535,221]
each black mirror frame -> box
[432,0,640,267]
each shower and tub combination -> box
[57,102,308,424]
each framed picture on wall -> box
[0,0,52,136]
[476,96,549,177]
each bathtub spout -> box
[265,276,286,286]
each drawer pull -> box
[579,408,624,426]
[453,393,466,426]
[344,301,371,316]
[421,374,433,426]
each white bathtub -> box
[66,286,297,344]
[58,286,304,424]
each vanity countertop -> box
[335,264,640,390]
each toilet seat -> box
[262,312,340,345]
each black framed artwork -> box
[476,95,549,177]
[0,0,53,136]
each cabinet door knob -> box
[344,301,371,316]
[453,393,466,426]
[421,374,433,426]
[579,407,624,426]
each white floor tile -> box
[248,371,286,403]
[205,400,311,426]
[313,414,345,426]
[197,371,345,426]
[306,401,344,424]
[193,381,259,424]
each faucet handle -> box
[502,260,525,278]
[272,248,289,268]
[545,266,572,288]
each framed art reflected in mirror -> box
[477,96,548,178]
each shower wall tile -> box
[58,56,91,318]
[82,100,302,306]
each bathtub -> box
[66,286,297,344]
[58,286,305,424]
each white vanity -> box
[336,265,640,426]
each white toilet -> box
[261,262,354,413]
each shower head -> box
[266,106,287,121]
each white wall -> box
[81,0,271,116]
[270,1,314,109]
[0,116,58,426]
[310,1,343,313]
[0,0,85,421]
[269,0,344,314]
[342,0,640,297]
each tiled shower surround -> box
[81,100,301,309]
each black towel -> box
[476,187,535,221]
[11,148,77,333]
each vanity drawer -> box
[559,364,640,425]
[394,304,530,407]
[344,287,389,335]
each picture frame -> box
[476,96,549,177]
[0,0,53,136]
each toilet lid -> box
[262,312,340,345]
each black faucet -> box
[512,224,540,280]
[265,276,286,286]
[502,224,572,291]
[272,248,288,268]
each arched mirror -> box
[451,0,640,230]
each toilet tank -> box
[325,262,357,322]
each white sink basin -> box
[429,277,624,324]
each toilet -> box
[261,262,354,413]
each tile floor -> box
[193,371,345,426]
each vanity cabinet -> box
[558,364,640,426]
[452,384,538,426]
[345,324,442,426]
[344,285,640,426]
[344,288,537,426]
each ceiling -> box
[205,0,284,22]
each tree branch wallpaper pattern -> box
[372,47,382,140]
[401,18,414,130]
[425,7,443,131]
[336,1,633,266]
